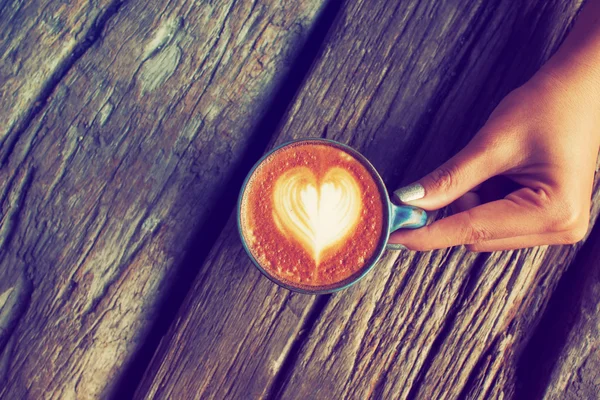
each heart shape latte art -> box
[272,167,362,264]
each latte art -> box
[272,167,362,264]
[240,141,385,288]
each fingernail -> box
[393,183,425,203]
[387,243,408,251]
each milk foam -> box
[272,166,362,264]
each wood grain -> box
[135,0,592,398]
[279,0,596,398]
[416,201,600,400]
[540,228,600,400]
[0,0,120,163]
[0,0,325,398]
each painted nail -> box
[387,243,408,251]
[393,183,425,203]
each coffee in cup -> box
[239,140,386,290]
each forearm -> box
[538,0,600,105]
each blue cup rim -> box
[237,138,394,295]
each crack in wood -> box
[266,294,331,400]
[0,166,34,254]
[0,272,33,374]
[406,252,491,400]
[456,332,505,400]
[0,0,127,167]
[113,1,343,398]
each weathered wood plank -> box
[135,0,591,398]
[277,1,596,398]
[536,226,600,400]
[0,0,326,398]
[416,201,600,399]
[134,218,322,399]
[0,0,120,162]
[515,218,600,398]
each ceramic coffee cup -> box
[238,138,427,294]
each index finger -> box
[389,187,555,251]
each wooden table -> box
[1,0,599,398]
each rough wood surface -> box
[0,0,325,398]
[277,1,597,397]
[541,228,600,400]
[415,203,600,400]
[0,0,119,162]
[135,0,594,399]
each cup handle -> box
[389,203,427,233]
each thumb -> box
[393,136,509,210]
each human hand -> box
[389,69,600,251]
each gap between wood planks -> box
[266,294,331,400]
[515,220,600,399]
[0,0,126,167]
[112,1,344,398]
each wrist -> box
[531,61,600,116]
